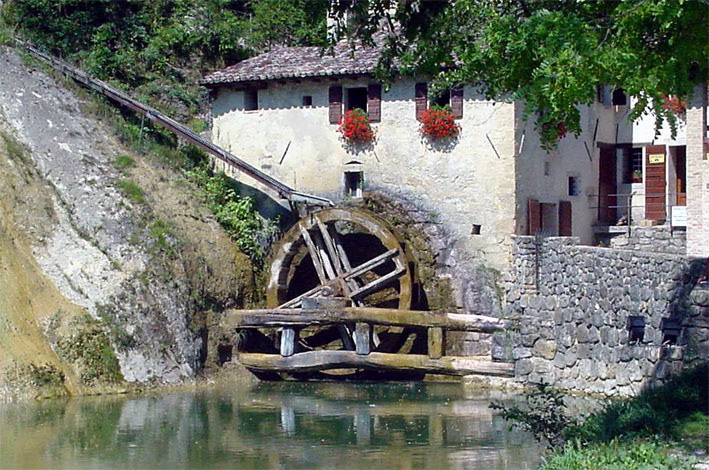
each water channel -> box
[0,381,542,469]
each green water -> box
[0,381,542,469]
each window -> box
[344,171,363,198]
[244,90,258,111]
[345,87,368,112]
[612,88,627,106]
[568,176,580,196]
[302,95,313,106]
[430,88,451,108]
[624,147,643,183]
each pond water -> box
[0,381,542,469]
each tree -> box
[329,0,709,149]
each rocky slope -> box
[0,46,256,400]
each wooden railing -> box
[221,306,514,377]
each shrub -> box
[418,105,460,140]
[338,108,375,144]
[490,381,576,448]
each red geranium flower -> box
[338,109,375,144]
[419,106,460,140]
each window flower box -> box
[338,109,375,145]
[418,105,460,140]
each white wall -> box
[210,78,518,269]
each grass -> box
[541,439,695,470]
[149,219,175,254]
[495,363,708,469]
[116,179,145,205]
[570,363,708,447]
[114,154,135,171]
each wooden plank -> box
[222,307,510,332]
[343,249,398,280]
[238,351,514,377]
[350,266,405,299]
[337,324,356,351]
[428,327,444,359]
[280,328,297,357]
[355,323,371,355]
[316,218,344,276]
[298,223,327,283]
[312,230,337,280]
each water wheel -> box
[246,207,423,380]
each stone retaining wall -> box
[609,225,686,255]
[495,236,708,396]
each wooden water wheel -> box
[246,207,422,379]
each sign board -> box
[648,153,665,164]
[671,205,687,227]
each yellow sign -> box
[648,153,665,164]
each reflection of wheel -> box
[248,207,421,379]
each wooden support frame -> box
[238,351,514,377]
[280,328,298,357]
[354,323,371,355]
[428,327,445,359]
[222,307,509,332]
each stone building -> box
[201,40,708,266]
[200,35,708,395]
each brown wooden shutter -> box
[415,82,428,119]
[329,85,343,124]
[367,84,382,122]
[451,85,464,119]
[528,199,541,235]
[645,144,666,221]
[558,200,572,236]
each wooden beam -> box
[349,266,405,299]
[355,323,371,355]
[428,327,445,359]
[298,223,327,283]
[222,307,510,332]
[238,351,514,377]
[280,328,298,357]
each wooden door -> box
[598,147,617,224]
[675,146,686,206]
[645,145,666,221]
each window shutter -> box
[367,84,381,122]
[329,85,343,124]
[558,201,572,236]
[415,82,428,119]
[528,199,541,235]
[451,85,464,119]
[645,144,666,221]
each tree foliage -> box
[330,0,709,149]
[2,0,328,118]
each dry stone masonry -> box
[609,226,686,255]
[496,236,708,396]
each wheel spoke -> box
[298,222,328,284]
[350,266,405,300]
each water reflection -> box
[0,382,541,469]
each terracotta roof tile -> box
[201,41,383,86]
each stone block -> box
[565,347,578,367]
[577,343,592,359]
[576,325,589,343]
[588,326,600,343]
[533,340,557,360]
[515,358,534,376]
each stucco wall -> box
[514,102,617,245]
[210,78,517,270]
